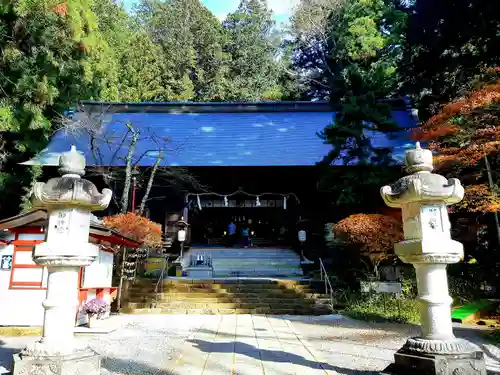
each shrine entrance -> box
[185,192,300,247]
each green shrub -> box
[489,330,500,345]
[167,264,177,276]
[343,293,420,324]
[400,278,418,299]
[448,276,481,305]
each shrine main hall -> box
[26,100,417,258]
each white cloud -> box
[278,128,288,132]
[201,126,215,133]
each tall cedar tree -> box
[93,0,166,101]
[0,0,117,215]
[136,0,230,101]
[290,0,408,206]
[223,0,283,101]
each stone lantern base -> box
[384,339,487,375]
[12,348,101,375]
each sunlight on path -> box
[1,314,499,375]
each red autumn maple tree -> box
[104,212,162,248]
[412,67,500,213]
[52,2,68,17]
[334,214,403,277]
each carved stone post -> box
[380,143,486,375]
[12,146,112,375]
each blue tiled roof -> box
[27,103,417,167]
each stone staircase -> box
[182,248,303,278]
[122,279,332,315]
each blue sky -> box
[124,0,298,23]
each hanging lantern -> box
[283,196,287,210]
[298,230,306,243]
[178,229,186,242]
[224,196,228,207]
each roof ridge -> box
[76,98,411,114]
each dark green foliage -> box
[401,0,500,120]
[0,0,114,214]
[223,0,283,101]
[290,0,409,205]
[136,0,230,101]
[0,0,299,214]
[343,294,420,324]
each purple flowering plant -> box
[81,298,110,318]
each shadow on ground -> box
[0,346,179,375]
[287,315,499,339]
[0,339,15,374]
[188,339,381,374]
[102,356,178,375]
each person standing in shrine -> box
[227,220,236,248]
[242,218,253,248]
[241,226,250,248]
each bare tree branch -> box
[138,151,163,215]
[58,104,203,215]
[120,121,139,213]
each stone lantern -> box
[380,142,486,375]
[12,146,112,375]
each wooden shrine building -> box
[22,100,418,250]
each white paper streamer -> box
[283,196,287,210]
[197,195,202,210]
[224,196,228,207]
[256,196,261,207]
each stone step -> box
[210,260,300,264]
[121,306,330,315]
[210,268,303,274]
[128,287,325,298]
[214,273,303,278]
[125,294,326,306]
[129,284,318,293]
[187,250,300,255]
[183,248,304,277]
[124,276,331,315]
[133,279,313,286]
[125,301,317,309]
[131,287,323,295]
[155,285,317,293]
[129,284,322,293]
[127,293,322,302]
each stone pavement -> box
[172,315,336,375]
[1,314,499,375]
[169,314,500,375]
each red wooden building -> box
[0,209,140,326]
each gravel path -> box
[288,315,500,374]
[0,314,207,375]
[1,314,499,375]
[91,315,206,375]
